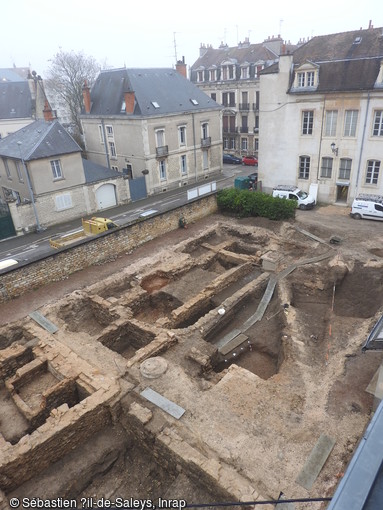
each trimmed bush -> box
[217,188,296,220]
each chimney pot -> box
[176,58,187,78]
[124,91,135,113]
[43,99,54,121]
[82,81,91,114]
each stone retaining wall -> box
[0,195,218,303]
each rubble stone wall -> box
[0,195,218,303]
[0,395,112,493]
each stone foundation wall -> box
[0,393,113,493]
[0,195,218,303]
[0,345,34,380]
[123,401,264,504]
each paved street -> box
[0,164,249,272]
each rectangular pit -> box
[97,321,156,359]
[4,359,90,442]
[56,296,120,335]
[0,325,34,350]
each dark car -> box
[248,172,258,183]
[223,153,242,164]
[242,155,258,166]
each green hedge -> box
[217,188,296,220]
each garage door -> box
[96,184,117,210]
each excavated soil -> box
[2,208,383,508]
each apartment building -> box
[190,36,296,158]
[259,26,383,204]
[81,66,222,200]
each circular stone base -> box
[140,356,168,379]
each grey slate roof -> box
[292,27,383,65]
[289,27,383,93]
[82,158,121,183]
[86,68,221,117]
[0,67,30,82]
[191,43,278,70]
[0,82,32,119]
[0,119,81,160]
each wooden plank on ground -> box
[140,387,185,419]
[296,434,336,490]
[29,311,58,334]
[219,333,248,356]
[215,328,241,350]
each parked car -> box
[351,194,383,221]
[223,153,242,164]
[272,185,315,210]
[242,156,258,166]
[248,172,258,183]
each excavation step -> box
[140,387,185,419]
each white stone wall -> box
[81,110,222,195]
[259,55,383,204]
[8,178,130,232]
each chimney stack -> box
[82,81,91,114]
[43,99,54,121]
[124,91,135,114]
[176,57,187,78]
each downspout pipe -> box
[101,119,110,169]
[354,91,371,198]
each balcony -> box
[240,127,249,133]
[223,127,238,134]
[156,145,169,157]
[239,103,250,111]
[201,137,211,148]
[252,103,259,111]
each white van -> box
[351,194,383,221]
[272,185,316,210]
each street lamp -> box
[331,143,339,156]
[17,141,43,232]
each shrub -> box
[217,189,296,220]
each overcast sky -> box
[2,0,382,76]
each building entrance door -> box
[336,185,348,203]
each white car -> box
[351,194,383,221]
[272,185,315,210]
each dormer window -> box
[209,69,216,81]
[241,66,249,79]
[297,71,316,87]
[197,70,204,82]
[298,72,305,87]
[294,64,318,90]
[374,60,383,88]
[222,64,235,80]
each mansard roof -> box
[85,67,221,117]
[289,27,383,93]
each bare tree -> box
[45,49,99,143]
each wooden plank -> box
[215,328,242,350]
[219,333,248,356]
[296,434,336,490]
[29,311,58,334]
[140,388,185,419]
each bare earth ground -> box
[2,205,383,507]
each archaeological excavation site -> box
[1,215,383,509]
